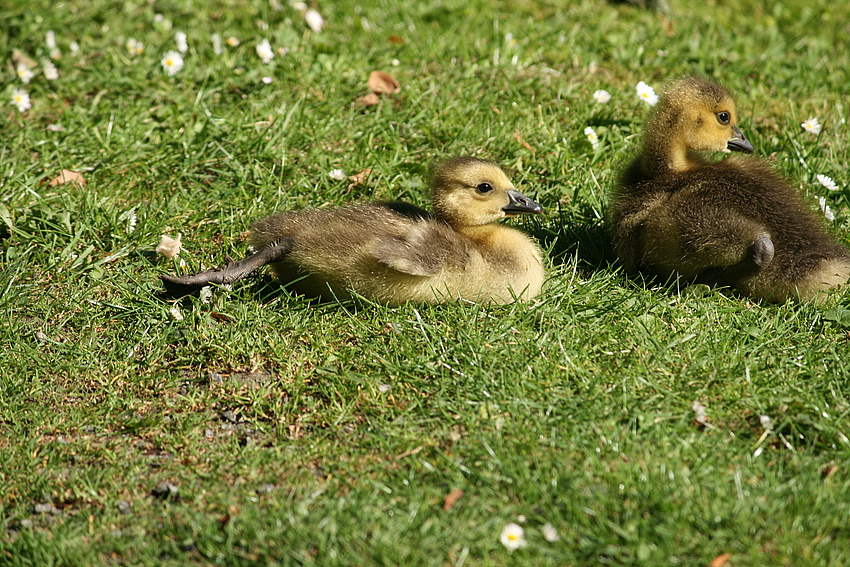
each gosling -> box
[161,157,545,304]
[610,76,850,303]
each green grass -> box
[3,0,850,565]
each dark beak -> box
[503,189,543,216]
[727,125,754,153]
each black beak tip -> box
[728,127,755,154]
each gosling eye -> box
[716,111,731,125]
[476,182,494,194]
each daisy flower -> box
[593,89,611,104]
[584,126,600,149]
[42,60,59,81]
[16,64,34,84]
[175,31,188,53]
[636,81,658,106]
[161,50,184,76]
[156,233,182,258]
[801,117,821,135]
[11,88,31,113]
[541,523,559,543]
[126,211,137,233]
[817,174,838,191]
[212,33,223,55]
[759,415,772,431]
[291,1,307,11]
[499,523,526,551]
[328,169,347,181]
[304,9,325,33]
[818,196,835,221]
[226,36,240,47]
[46,30,57,49]
[126,38,144,56]
[692,401,707,424]
[169,305,185,321]
[256,39,274,63]
[70,41,80,55]
[261,76,273,84]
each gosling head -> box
[646,77,754,172]
[431,157,543,228]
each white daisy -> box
[499,523,526,551]
[801,117,821,135]
[584,126,600,149]
[46,30,57,49]
[593,89,611,104]
[636,81,658,106]
[818,196,835,221]
[692,401,707,424]
[541,523,559,542]
[126,38,144,56]
[328,169,347,181]
[256,39,274,63]
[175,31,188,53]
[16,64,34,84]
[304,9,324,33]
[212,33,223,55]
[169,305,185,321]
[161,50,184,76]
[42,60,59,81]
[226,36,240,48]
[11,88,31,113]
[817,174,839,191]
[261,76,274,84]
[70,41,80,55]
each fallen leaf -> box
[822,465,839,479]
[151,481,180,501]
[388,35,404,44]
[709,552,731,567]
[368,70,401,94]
[355,92,381,107]
[46,169,86,187]
[513,129,535,153]
[12,49,37,70]
[443,489,464,511]
[347,168,372,189]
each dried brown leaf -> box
[47,169,87,187]
[513,129,535,153]
[355,92,381,107]
[443,489,464,512]
[368,71,401,94]
[347,168,372,189]
[12,49,37,70]
[709,553,731,567]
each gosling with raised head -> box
[610,76,850,302]
[162,157,545,304]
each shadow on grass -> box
[535,205,613,271]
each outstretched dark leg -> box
[698,235,775,288]
[160,237,292,297]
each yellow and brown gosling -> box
[162,157,545,304]
[610,76,850,303]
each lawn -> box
[2,0,850,565]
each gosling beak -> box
[503,189,543,216]
[727,125,754,153]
